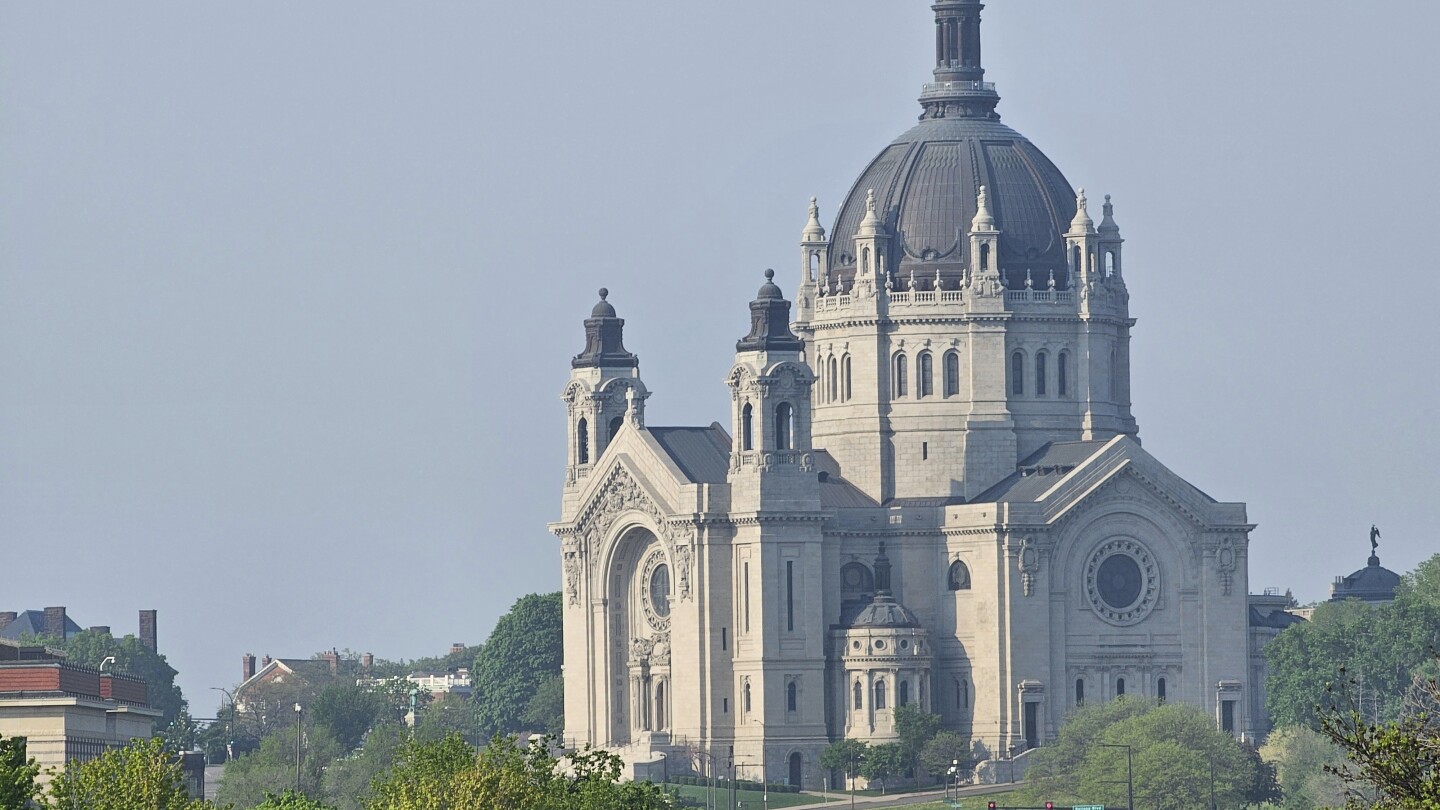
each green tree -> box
[415,695,479,745]
[918,731,973,784]
[216,724,341,809]
[1020,701,1258,810]
[43,737,209,810]
[471,592,563,738]
[819,739,868,789]
[1316,657,1440,809]
[254,790,335,809]
[0,733,41,810]
[312,683,389,753]
[893,704,942,779]
[320,724,407,810]
[522,675,565,735]
[860,743,906,792]
[1260,725,1348,810]
[59,629,188,733]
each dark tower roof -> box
[736,270,804,353]
[572,288,639,369]
[1330,554,1402,604]
[827,0,1076,291]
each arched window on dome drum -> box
[1011,352,1025,396]
[1075,679,1085,707]
[842,356,853,401]
[944,352,960,398]
[1157,677,1167,704]
[775,402,794,450]
[1116,677,1126,698]
[787,681,798,712]
[918,352,934,398]
[948,561,971,591]
[894,354,908,398]
[741,403,754,451]
[1058,352,1070,398]
[609,416,623,443]
[899,680,909,707]
[853,680,863,710]
[1035,351,1048,397]
[577,418,590,465]
[828,356,838,403]
[874,679,887,710]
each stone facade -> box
[553,0,1266,788]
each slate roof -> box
[1330,556,1402,603]
[0,611,84,641]
[649,424,732,484]
[1249,606,1306,630]
[974,440,1145,504]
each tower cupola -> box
[572,288,638,369]
[737,270,805,353]
[563,288,647,486]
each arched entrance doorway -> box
[788,752,803,788]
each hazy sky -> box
[3,2,1438,712]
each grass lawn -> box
[665,783,826,808]
[903,788,1019,810]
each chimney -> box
[262,655,273,667]
[322,649,339,676]
[361,653,374,675]
[138,610,157,652]
[43,607,67,640]
[242,653,257,682]
[0,612,16,632]
[450,643,465,656]
[89,626,112,635]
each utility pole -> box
[293,702,303,795]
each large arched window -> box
[741,403,754,451]
[1035,351,1048,397]
[944,352,960,398]
[918,352,934,398]
[893,354,908,398]
[874,679,887,710]
[775,402,794,450]
[853,680,863,710]
[787,681,798,712]
[1058,351,1070,398]
[898,680,910,707]
[577,418,590,464]
[1011,352,1025,396]
[842,356,853,402]
[1075,679,1085,707]
[828,356,839,403]
[840,563,874,605]
[948,561,972,591]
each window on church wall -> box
[1075,679,1085,707]
[609,416,623,443]
[1116,677,1126,698]
[1058,352,1070,398]
[948,561,971,591]
[842,356,852,401]
[1157,677,1167,704]
[1036,351,1048,397]
[828,357,838,403]
[918,352,933,398]
[1071,245,1082,276]
[809,252,820,281]
[787,681,798,712]
[1011,352,1025,396]
[899,680,909,707]
[656,681,666,730]
[894,354,908,398]
[577,418,590,464]
[853,680,863,710]
[980,243,990,273]
[744,681,752,713]
[786,560,795,632]
[743,562,751,633]
[1222,699,1236,735]
[944,352,960,397]
[874,680,887,710]
[1106,250,1117,276]
[862,247,871,276]
[741,403,754,451]
[776,402,794,450]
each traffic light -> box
[987,803,997,810]
[1046,803,1054,809]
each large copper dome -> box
[826,0,1077,291]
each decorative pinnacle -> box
[1069,188,1095,234]
[971,184,996,232]
[1099,193,1120,234]
[764,269,775,281]
[803,195,826,242]
[598,288,609,300]
[858,189,885,236]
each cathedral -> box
[553,0,1266,788]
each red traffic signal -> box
[1046,804,1054,810]
[988,803,997,810]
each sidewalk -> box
[797,781,1016,808]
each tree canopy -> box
[471,592,563,738]
[0,733,40,810]
[42,737,207,810]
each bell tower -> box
[563,288,648,488]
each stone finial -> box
[858,189,885,236]
[803,196,826,242]
[1069,188,1095,233]
[1099,193,1121,234]
[971,185,996,232]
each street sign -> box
[1074,805,1105,810]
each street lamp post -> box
[1097,743,1133,810]
[210,687,236,763]
[293,703,303,795]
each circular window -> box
[1085,538,1160,626]
[852,640,861,649]
[843,567,864,587]
[650,564,671,618]
[899,639,909,650]
[874,639,886,650]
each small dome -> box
[1330,556,1402,604]
[851,595,921,629]
[756,269,783,300]
[591,288,617,318]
